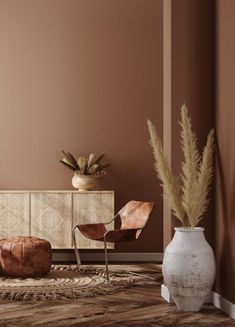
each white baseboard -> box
[161,285,235,320]
[161,284,174,303]
[52,252,163,262]
[212,291,235,320]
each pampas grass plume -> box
[147,119,185,223]
[147,105,215,227]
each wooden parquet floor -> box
[0,264,234,327]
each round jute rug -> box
[0,265,134,301]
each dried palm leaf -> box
[87,153,96,169]
[94,153,106,165]
[60,150,79,170]
[60,160,76,171]
[87,164,99,175]
[77,156,88,175]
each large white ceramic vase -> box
[163,227,216,312]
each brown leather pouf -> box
[0,236,52,277]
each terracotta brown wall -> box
[163,0,215,246]
[0,0,163,252]
[215,0,235,304]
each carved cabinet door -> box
[0,193,29,238]
[31,193,72,248]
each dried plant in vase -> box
[60,151,111,191]
[147,104,215,227]
[147,104,216,312]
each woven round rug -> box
[0,265,134,301]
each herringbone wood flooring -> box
[0,264,234,327]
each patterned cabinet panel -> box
[73,192,114,249]
[31,193,72,248]
[0,193,29,238]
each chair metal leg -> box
[104,238,109,281]
[72,226,82,272]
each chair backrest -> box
[118,201,155,237]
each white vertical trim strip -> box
[161,285,235,320]
[212,291,235,320]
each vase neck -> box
[174,227,205,232]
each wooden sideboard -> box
[0,190,114,249]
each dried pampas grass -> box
[147,120,185,223]
[147,104,215,227]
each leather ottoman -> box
[0,236,52,277]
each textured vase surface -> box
[72,175,98,191]
[163,227,216,312]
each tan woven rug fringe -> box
[0,265,134,302]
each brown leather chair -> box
[72,200,155,280]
